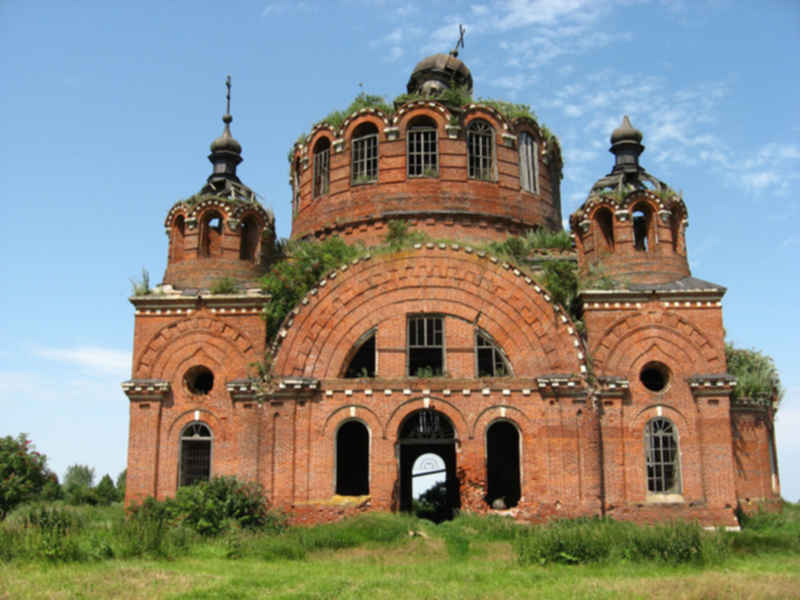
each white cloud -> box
[387,46,404,62]
[35,346,131,375]
[261,1,308,16]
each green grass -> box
[2,504,800,598]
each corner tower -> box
[162,77,276,291]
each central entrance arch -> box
[397,409,460,521]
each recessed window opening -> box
[518,131,538,193]
[201,211,223,257]
[670,210,682,253]
[632,204,651,251]
[239,215,259,261]
[640,362,669,392]
[171,215,186,262]
[595,207,614,251]
[467,119,494,181]
[486,421,521,509]
[313,138,331,197]
[293,158,301,215]
[476,331,511,377]
[185,365,214,395]
[344,331,376,378]
[336,421,369,495]
[407,117,438,177]
[180,422,212,487]
[644,418,680,493]
[408,315,444,376]
[351,123,379,184]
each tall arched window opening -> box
[351,123,379,184]
[595,207,614,252]
[407,117,438,177]
[292,157,301,215]
[344,330,376,378]
[670,210,682,253]
[486,421,521,508]
[336,421,369,495]
[644,418,681,494]
[475,331,511,377]
[239,215,259,261]
[171,215,186,263]
[518,131,538,193]
[200,211,223,257]
[313,137,331,197]
[467,119,494,181]
[632,203,651,251]
[408,315,444,376]
[180,422,212,487]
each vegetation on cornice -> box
[130,268,151,296]
[726,343,783,405]
[209,277,239,295]
[321,93,394,131]
[260,224,580,344]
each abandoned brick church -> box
[124,52,780,526]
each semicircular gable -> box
[271,247,585,379]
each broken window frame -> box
[313,138,331,197]
[351,123,379,184]
[407,118,438,177]
[179,422,212,487]
[644,417,681,494]
[467,119,495,181]
[407,315,445,377]
[475,330,512,377]
[518,131,538,193]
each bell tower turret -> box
[570,116,690,286]
[161,77,276,291]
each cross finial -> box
[225,75,231,116]
[451,24,465,57]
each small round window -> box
[185,366,214,395]
[640,362,669,392]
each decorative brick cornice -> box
[595,375,630,397]
[131,291,268,315]
[535,374,587,399]
[581,289,725,306]
[226,378,262,401]
[121,379,170,401]
[730,394,775,412]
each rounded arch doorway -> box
[397,409,460,522]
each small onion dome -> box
[210,114,242,154]
[407,52,473,95]
[610,115,643,145]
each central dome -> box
[407,52,473,96]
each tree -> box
[63,464,96,505]
[0,434,52,518]
[95,474,120,505]
[116,468,126,499]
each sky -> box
[1,1,799,501]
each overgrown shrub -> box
[0,434,53,518]
[261,237,363,340]
[725,343,783,403]
[209,276,239,295]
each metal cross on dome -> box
[451,24,465,57]
[225,75,231,115]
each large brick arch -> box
[271,247,585,379]
[592,311,721,377]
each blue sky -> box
[2,1,798,501]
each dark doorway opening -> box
[336,421,369,495]
[397,410,460,522]
[485,421,521,509]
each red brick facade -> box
[124,60,779,527]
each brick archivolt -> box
[136,315,257,379]
[272,247,586,379]
[592,311,720,377]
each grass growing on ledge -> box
[209,277,239,295]
[129,268,151,296]
[725,343,783,404]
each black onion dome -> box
[210,114,242,154]
[407,52,473,95]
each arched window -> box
[632,203,652,251]
[407,116,438,177]
[171,215,186,262]
[670,210,682,253]
[644,418,681,494]
[518,131,538,193]
[336,421,369,495]
[180,422,212,487]
[293,157,301,216]
[351,122,379,184]
[595,207,614,252]
[239,215,259,261]
[200,210,223,257]
[486,421,521,508]
[344,330,376,378]
[313,137,331,197]
[467,119,495,181]
[475,331,511,377]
